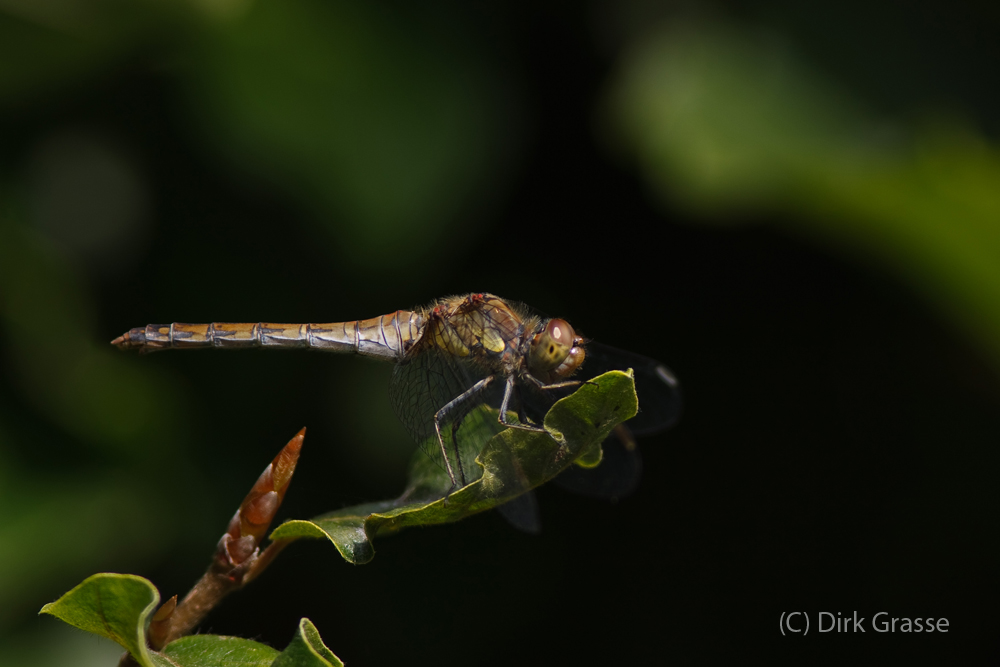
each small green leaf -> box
[272,618,343,667]
[270,370,638,563]
[162,635,280,666]
[40,575,344,666]
[39,572,160,667]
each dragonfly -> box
[112,293,680,513]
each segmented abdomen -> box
[112,310,424,361]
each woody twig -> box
[146,428,304,650]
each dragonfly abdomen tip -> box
[111,328,147,350]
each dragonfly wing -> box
[390,346,545,529]
[389,345,506,498]
[552,434,643,499]
[495,489,542,534]
[544,342,679,499]
[583,342,682,435]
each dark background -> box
[1,1,998,664]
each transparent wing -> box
[515,303,681,431]
[495,489,542,534]
[551,342,681,499]
[583,342,682,434]
[389,344,506,497]
[552,429,644,499]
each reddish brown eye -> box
[529,318,578,376]
[546,318,574,344]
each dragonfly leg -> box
[541,379,591,390]
[434,375,495,497]
[523,374,595,391]
[517,403,538,428]
[498,376,546,433]
[612,423,638,452]
[449,415,467,486]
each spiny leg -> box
[498,376,547,433]
[434,376,495,498]
[449,412,468,488]
[526,377,592,391]
[544,380,588,390]
[500,376,596,432]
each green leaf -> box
[272,618,343,667]
[39,572,160,667]
[41,575,343,667]
[162,635,279,666]
[158,618,341,667]
[270,370,638,563]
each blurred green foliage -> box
[0,216,183,640]
[612,20,1000,368]
[0,220,179,450]
[1,0,517,270]
[185,0,517,263]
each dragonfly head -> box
[528,318,586,382]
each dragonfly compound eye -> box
[529,318,576,375]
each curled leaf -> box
[39,573,160,667]
[272,618,344,667]
[271,370,638,563]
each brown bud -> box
[244,491,279,527]
[215,428,306,570]
[224,534,258,566]
[271,428,304,495]
[148,595,177,649]
[234,429,305,543]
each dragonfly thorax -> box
[418,295,585,385]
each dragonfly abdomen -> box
[112,311,424,360]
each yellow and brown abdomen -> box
[112,310,424,361]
